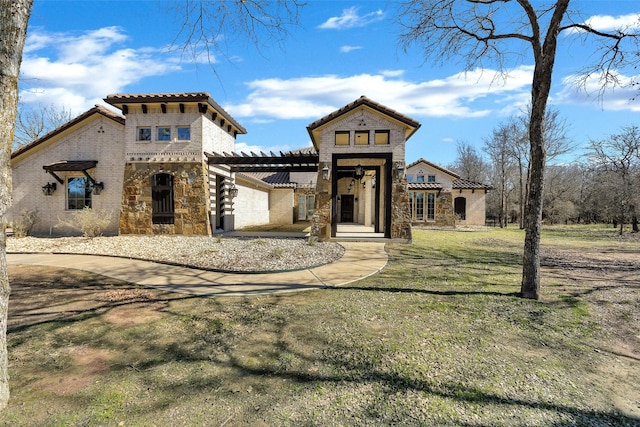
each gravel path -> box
[7,235,345,272]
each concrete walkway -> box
[7,242,388,297]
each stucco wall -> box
[233,183,270,229]
[269,189,294,224]
[9,115,125,235]
[406,163,455,190]
[455,190,487,226]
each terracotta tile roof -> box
[104,92,246,134]
[407,182,443,190]
[407,158,460,179]
[452,179,492,190]
[11,105,124,159]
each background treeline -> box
[448,109,640,234]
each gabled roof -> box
[11,105,124,160]
[104,92,246,135]
[306,96,421,149]
[407,158,460,179]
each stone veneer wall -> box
[391,173,412,240]
[120,162,211,235]
[435,192,456,227]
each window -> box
[335,131,349,145]
[177,127,191,141]
[137,127,151,141]
[427,193,435,221]
[375,130,389,145]
[408,192,414,217]
[416,175,425,183]
[157,127,171,141]
[427,175,436,183]
[67,177,92,210]
[298,194,316,221]
[355,130,369,145]
[407,175,413,183]
[415,192,424,221]
[152,173,175,224]
[455,197,466,220]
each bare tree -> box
[449,140,489,183]
[586,126,640,234]
[0,0,33,410]
[484,123,516,227]
[13,103,73,147]
[171,0,304,63]
[398,0,640,299]
[511,107,573,229]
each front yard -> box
[2,226,639,426]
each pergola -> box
[206,150,319,173]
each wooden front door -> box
[341,195,354,222]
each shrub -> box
[12,209,38,237]
[57,207,113,237]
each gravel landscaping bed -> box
[7,235,345,272]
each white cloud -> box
[19,27,181,114]
[224,66,535,121]
[234,141,295,154]
[380,70,405,78]
[318,7,385,30]
[556,71,640,112]
[340,45,362,53]
[580,13,640,31]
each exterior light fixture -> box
[229,184,239,198]
[354,164,364,180]
[362,181,366,189]
[42,182,56,196]
[395,161,405,179]
[322,164,330,181]
[92,182,104,195]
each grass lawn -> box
[2,226,639,426]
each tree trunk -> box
[520,0,569,300]
[0,0,33,410]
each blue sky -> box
[20,0,640,166]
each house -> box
[406,159,491,226]
[8,93,489,238]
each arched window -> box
[454,196,466,220]
[152,173,174,224]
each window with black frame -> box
[152,173,175,224]
[67,176,92,210]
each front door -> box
[341,195,354,222]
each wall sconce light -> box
[42,182,56,196]
[395,161,405,179]
[362,181,366,189]
[322,164,330,181]
[92,182,104,195]
[354,164,364,180]
[228,184,239,198]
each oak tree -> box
[398,0,640,299]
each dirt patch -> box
[103,301,167,326]
[541,244,640,418]
[35,347,112,396]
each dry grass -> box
[2,225,639,426]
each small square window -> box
[355,130,369,145]
[375,130,389,145]
[157,127,171,141]
[427,175,436,183]
[137,127,151,141]
[177,127,190,141]
[416,175,425,183]
[407,175,413,183]
[335,131,349,145]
